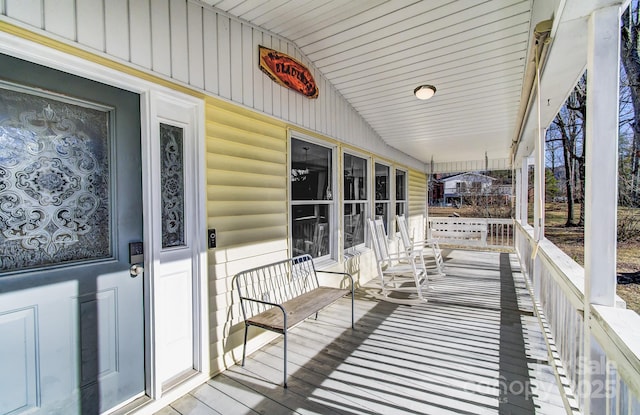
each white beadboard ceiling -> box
[200,0,534,166]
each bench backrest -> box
[235,254,320,319]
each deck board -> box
[157,250,565,415]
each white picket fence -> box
[427,217,514,249]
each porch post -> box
[584,5,620,308]
[533,128,545,240]
[583,5,621,414]
[520,156,529,224]
[515,164,522,222]
[532,126,545,299]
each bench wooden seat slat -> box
[247,287,350,332]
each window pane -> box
[344,203,365,248]
[291,204,329,258]
[396,170,406,200]
[375,163,389,201]
[344,153,367,200]
[375,202,388,227]
[291,138,332,201]
[395,169,407,225]
[375,163,390,231]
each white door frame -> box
[146,90,208,397]
[0,30,209,412]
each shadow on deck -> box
[158,250,566,415]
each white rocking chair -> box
[396,215,445,277]
[367,218,430,303]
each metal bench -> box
[235,254,354,388]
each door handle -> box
[130,264,144,277]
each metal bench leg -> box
[241,324,249,366]
[283,329,288,388]
[351,290,355,329]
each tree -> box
[545,74,586,227]
[565,74,587,226]
[546,168,560,200]
[619,68,640,206]
[621,0,640,205]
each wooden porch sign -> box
[259,45,319,99]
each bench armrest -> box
[316,270,354,290]
[237,297,287,325]
[238,297,283,309]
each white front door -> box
[0,54,144,414]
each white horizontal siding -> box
[0,0,424,171]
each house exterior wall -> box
[0,0,423,171]
[408,168,428,235]
[204,97,291,372]
[204,97,425,373]
[442,174,494,196]
[0,0,428,388]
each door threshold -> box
[104,393,149,415]
[162,368,199,392]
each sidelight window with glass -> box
[343,153,367,249]
[290,137,334,259]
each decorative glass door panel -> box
[160,123,185,249]
[0,84,111,271]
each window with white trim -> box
[395,169,407,218]
[290,137,334,259]
[343,153,367,249]
[374,162,390,232]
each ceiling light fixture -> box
[414,85,437,100]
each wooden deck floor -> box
[157,250,566,415]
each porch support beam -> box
[515,163,522,222]
[533,126,545,299]
[533,127,545,241]
[583,6,621,415]
[584,5,620,309]
[519,156,530,224]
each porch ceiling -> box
[200,0,535,166]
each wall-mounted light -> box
[414,85,437,100]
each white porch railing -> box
[515,221,640,414]
[427,217,514,249]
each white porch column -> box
[520,156,529,224]
[533,127,545,299]
[584,6,621,415]
[584,6,620,308]
[533,128,545,240]
[515,165,522,222]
